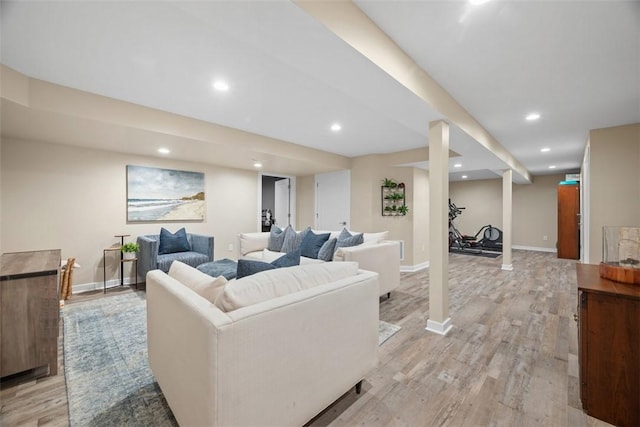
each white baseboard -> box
[72,277,140,294]
[501,263,514,271]
[426,317,452,335]
[400,261,429,273]
[512,245,557,253]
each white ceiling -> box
[1,0,638,182]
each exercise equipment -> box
[448,199,503,255]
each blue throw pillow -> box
[317,237,337,261]
[281,226,311,253]
[336,228,364,249]
[236,250,300,279]
[158,227,191,255]
[299,231,330,259]
[267,225,286,251]
[272,250,301,268]
[236,259,277,279]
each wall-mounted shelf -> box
[381,183,407,216]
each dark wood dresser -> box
[1,249,61,377]
[576,263,640,426]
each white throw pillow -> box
[239,232,269,255]
[168,261,227,304]
[363,231,389,243]
[215,262,358,312]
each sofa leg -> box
[387,292,391,299]
[355,380,363,394]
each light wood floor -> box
[1,251,611,426]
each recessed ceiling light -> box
[454,163,462,168]
[158,148,170,154]
[526,112,541,121]
[330,123,342,132]
[548,165,556,169]
[213,80,229,92]
[253,161,262,168]
[462,175,468,179]
[540,147,551,152]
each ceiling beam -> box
[294,0,532,184]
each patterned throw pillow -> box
[267,225,286,251]
[158,227,191,255]
[317,237,338,261]
[335,228,364,249]
[281,226,311,253]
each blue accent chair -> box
[137,233,214,281]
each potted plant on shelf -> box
[382,177,398,188]
[121,242,139,260]
[398,205,409,216]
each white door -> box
[274,178,296,227]
[316,170,350,230]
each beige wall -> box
[587,123,640,263]
[513,174,561,249]
[350,154,420,266]
[295,175,315,229]
[1,138,258,288]
[450,174,562,250]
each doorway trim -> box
[258,172,297,231]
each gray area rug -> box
[379,320,402,345]
[63,292,177,427]
[63,292,401,426]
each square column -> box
[502,169,513,270]
[426,120,452,335]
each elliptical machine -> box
[448,199,503,254]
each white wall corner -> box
[426,317,452,336]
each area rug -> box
[378,320,402,345]
[63,292,402,426]
[63,292,177,427]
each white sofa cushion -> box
[215,262,358,312]
[363,231,389,243]
[168,261,227,303]
[239,232,269,255]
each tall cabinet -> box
[1,249,61,377]
[576,264,640,426]
[557,182,580,259]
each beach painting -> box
[127,165,205,222]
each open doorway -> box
[260,174,296,231]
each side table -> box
[103,234,138,293]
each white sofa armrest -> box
[146,270,232,427]
[336,240,400,296]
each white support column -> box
[501,169,513,271]
[426,120,452,336]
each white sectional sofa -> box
[239,229,400,298]
[147,261,379,427]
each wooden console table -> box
[1,249,61,378]
[576,263,640,426]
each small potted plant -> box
[121,242,139,260]
[382,178,398,188]
[398,205,409,216]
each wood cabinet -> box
[1,249,61,377]
[576,264,640,426]
[557,183,580,259]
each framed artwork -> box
[126,165,205,222]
